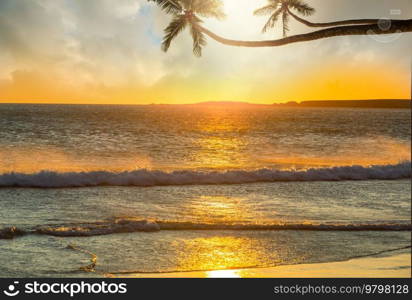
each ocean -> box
[0,103,410,277]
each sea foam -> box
[1,219,411,239]
[0,162,410,188]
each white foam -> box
[1,220,411,239]
[0,162,410,188]
[35,220,160,237]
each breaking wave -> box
[0,162,410,188]
[1,219,411,239]
[0,226,26,239]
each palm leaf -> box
[261,9,282,33]
[152,0,225,56]
[190,19,207,57]
[180,0,192,10]
[148,0,183,15]
[254,3,279,16]
[161,14,188,52]
[288,0,315,16]
[282,12,290,36]
[192,0,225,20]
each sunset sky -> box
[0,0,411,104]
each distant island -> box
[276,99,411,109]
[186,99,411,109]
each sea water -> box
[0,104,410,277]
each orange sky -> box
[1,61,409,104]
[0,0,411,104]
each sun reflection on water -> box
[206,269,242,278]
[175,236,273,273]
[188,107,256,170]
[184,195,252,224]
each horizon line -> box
[0,99,410,106]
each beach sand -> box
[113,251,411,278]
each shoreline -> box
[111,251,411,278]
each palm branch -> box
[287,0,315,16]
[261,9,282,33]
[161,14,188,52]
[254,0,314,36]
[254,2,280,16]
[282,10,290,36]
[190,22,207,56]
[148,0,182,14]
[149,0,225,56]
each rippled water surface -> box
[0,104,410,276]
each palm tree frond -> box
[192,0,226,20]
[190,19,207,57]
[256,0,313,35]
[254,3,279,16]
[287,0,315,16]
[282,12,290,37]
[161,14,188,52]
[262,9,282,33]
[180,0,192,10]
[148,0,183,15]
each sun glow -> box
[1,0,410,104]
[205,0,270,38]
[207,269,241,278]
[223,0,264,20]
[175,236,269,272]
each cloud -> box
[0,0,411,103]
